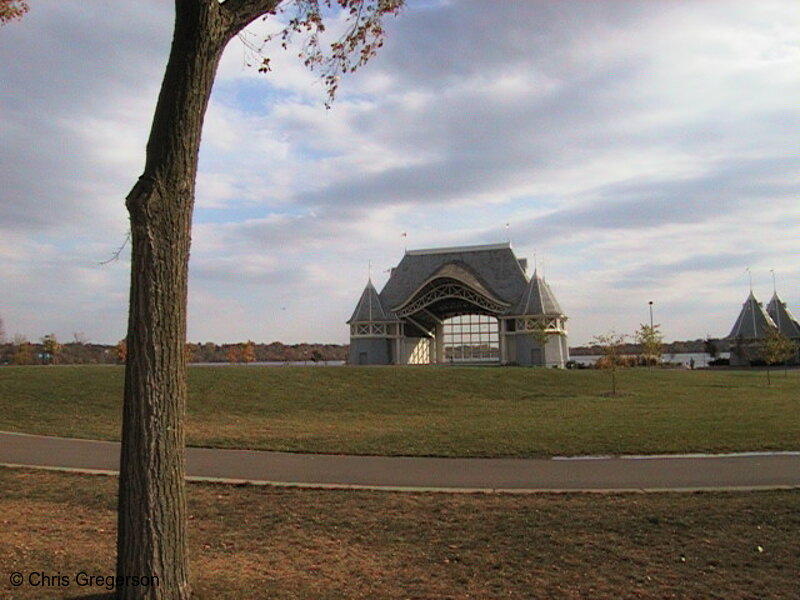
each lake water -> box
[192,360,346,367]
[569,352,730,368]
[191,354,728,368]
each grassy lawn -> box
[2,467,799,599]
[0,365,798,457]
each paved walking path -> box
[1,431,799,493]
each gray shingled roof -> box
[348,280,393,323]
[766,293,800,338]
[513,271,564,316]
[727,292,777,339]
[379,243,528,314]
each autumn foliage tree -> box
[592,331,628,395]
[226,344,242,364]
[40,333,62,365]
[242,339,257,363]
[760,329,796,385]
[184,342,196,363]
[115,339,128,364]
[0,0,28,25]
[11,335,33,365]
[635,323,663,366]
[114,2,404,599]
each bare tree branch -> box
[221,0,283,37]
[98,231,131,265]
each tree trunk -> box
[116,2,229,598]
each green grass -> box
[0,365,798,457]
[2,467,799,599]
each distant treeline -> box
[0,340,348,366]
[186,341,348,364]
[0,342,119,366]
[569,338,728,357]
[1,336,727,366]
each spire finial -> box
[770,268,776,295]
[745,266,752,292]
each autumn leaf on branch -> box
[252,0,404,107]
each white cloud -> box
[1,0,798,346]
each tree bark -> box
[114,0,348,596]
[117,2,230,599]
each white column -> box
[434,322,445,363]
[499,319,507,364]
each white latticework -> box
[396,279,507,317]
[514,316,566,333]
[350,322,400,337]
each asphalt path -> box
[1,431,799,493]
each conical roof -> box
[727,291,777,339]
[348,280,392,323]
[513,271,564,316]
[766,293,800,338]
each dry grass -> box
[2,467,799,599]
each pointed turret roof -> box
[727,291,777,339]
[766,293,800,338]
[348,280,393,323]
[513,271,564,316]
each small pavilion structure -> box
[766,292,800,364]
[726,291,778,366]
[347,243,569,366]
[766,292,800,340]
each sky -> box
[0,0,798,347]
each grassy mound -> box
[0,365,797,456]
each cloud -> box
[0,0,798,346]
[508,155,798,246]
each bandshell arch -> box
[347,243,569,367]
[394,277,509,318]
